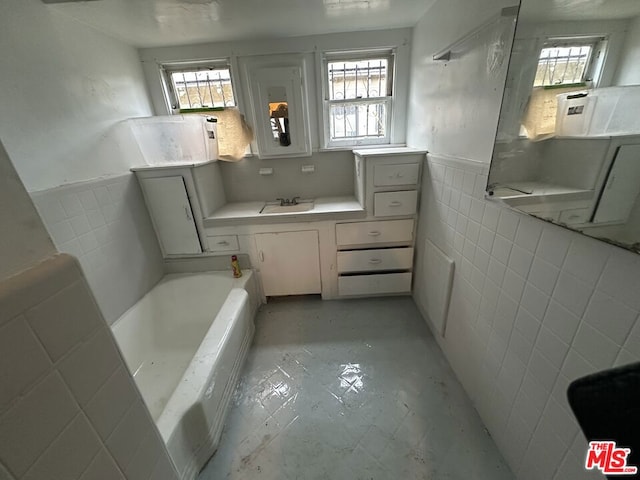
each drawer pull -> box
[367,231,382,236]
[217,241,229,246]
[389,201,403,207]
[368,258,382,265]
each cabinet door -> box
[140,176,202,255]
[593,145,640,224]
[255,231,321,296]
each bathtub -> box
[111,271,257,480]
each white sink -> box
[260,201,314,214]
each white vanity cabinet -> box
[338,148,426,297]
[254,230,321,296]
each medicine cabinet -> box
[244,56,312,158]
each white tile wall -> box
[31,174,164,324]
[413,154,640,480]
[0,254,178,480]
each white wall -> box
[0,140,55,280]
[408,1,640,479]
[614,15,640,85]
[406,0,515,164]
[0,0,153,192]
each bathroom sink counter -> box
[204,196,365,226]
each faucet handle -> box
[276,198,286,206]
[291,196,300,205]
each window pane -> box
[534,46,592,87]
[327,59,388,100]
[329,102,386,140]
[170,68,236,109]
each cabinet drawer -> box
[336,219,414,246]
[374,163,420,186]
[338,272,412,296]
[337,248,414,273]
[559,208,591,225]
[207,235,239,252]
[374,191,418,217]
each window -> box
[162,61,236,113]
[534,44,593,87]
[323,51,394,147]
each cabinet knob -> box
[259,251,265,262]
[217,241,229,246]
[184,206,192,221]
[368,258,382,264]
[367,231,381,236]
[389,201,403,207]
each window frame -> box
[160,59,237,114]
[534,36,607,88]
[321,49,395,148]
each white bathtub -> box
[111,271,257,480]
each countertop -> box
[204,196,366,227]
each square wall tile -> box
[0,373,78,477]
[0,255,79,327]
[572,323,620,370]
[534,326,569,370]
[79,449,125,480]
[497,210,519,241]
[491,235,513,265]
[552,272,593,317]
[58,327,121,406]
[514,217,542,253]
[22,414,101,480]
[106,401,153,471]
[542,300,581,345]
[26,280,102,362]
[508,245,533,279]
[583,291,637,346]
[527,258,560,296]
[124,430,162,480]
[0,316,51,411]
[85,366,139,440]
[536,227,571,266]
[520,283,550,322]
[563,237,610,286]
[598,251,640,311]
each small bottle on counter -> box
[231,255,242,278]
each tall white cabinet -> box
[140,176,202,255]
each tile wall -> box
[31,174,164,324]
[413,153,640,480]
[0,254,178,480]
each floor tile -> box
[199,296,513,480]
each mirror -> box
[267,86,291,147]
[489,0,640,253]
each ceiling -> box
[520,0,640,22]
[44,0,436,48]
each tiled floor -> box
[199,296,513,480]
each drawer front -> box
[374,190,418,217]
[207,235,239,252]
[559,208,591,225]
[374,163,420,186]
[336,219,414,246]
[337,247,414,273]
[338,272,412,296]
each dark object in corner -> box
[567,362,640,478]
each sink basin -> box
[260,201,314,214]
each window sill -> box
[318,143,406,153]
